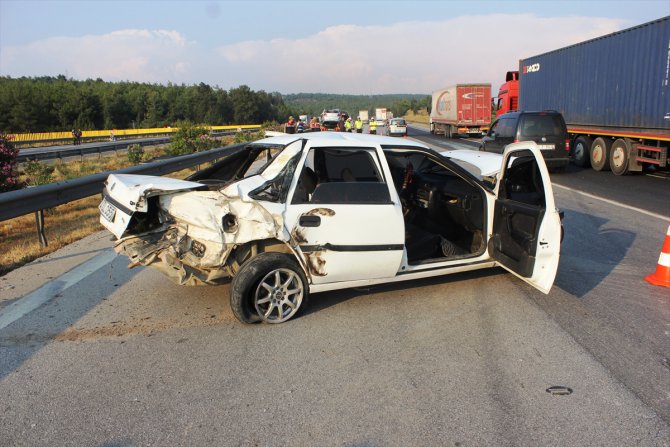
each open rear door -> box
[491,142,561,293]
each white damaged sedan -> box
[99,132,562,324]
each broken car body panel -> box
[100,174,205,239]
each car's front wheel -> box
[230,253,308,324]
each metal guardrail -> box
[10,124,262,146]
[16,129,246,163]
[0,143,248,223]
[17,137,172,162]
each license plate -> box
[99,198,117,222]
[538,144,555,150]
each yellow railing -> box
[8,124,262,142]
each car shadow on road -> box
[300,268,504,318]
[0,254,140,381]
[553,208,635,298]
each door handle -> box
[299,215,321,227]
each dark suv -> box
[479,111,569,170]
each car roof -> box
[498,110,562,119]
[252,131,429,148]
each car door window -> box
[488,120,499,137]
[500,155,545,207]
[292,147,391,204]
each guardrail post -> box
[35,209,48,247]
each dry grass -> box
[403,108,430,124]
[1,196,105,276]
[0,145,206,277]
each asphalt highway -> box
[1,128,669,446]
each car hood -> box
[442,149,503,178]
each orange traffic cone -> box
[645,224,670,288]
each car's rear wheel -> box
[609,138,630,176]
[590,137,611,171]
[572,136,592,167]
[230,253,308,324]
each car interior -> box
[383,150,486,264]
[291,146,487,265]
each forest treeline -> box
[0,76,431,133]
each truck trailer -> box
[496,16,670,175]
[359,110,369,124]
[430,84,491,138]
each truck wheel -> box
[590,137,611,171]
[573,136,592,167]
[609,139,630,176]
[230,252,308,324]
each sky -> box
[0,0,668,95]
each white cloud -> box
[0,29,193,83]
[0,14,626,93]
[214,14,625,93]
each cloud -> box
[0,14,626,93]
[0,29,193,83]
[214,14,625,94]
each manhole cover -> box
[546,385,573,396]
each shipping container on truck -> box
[359,110,369,124]
[508,16,670,175]
[430,84,492,138]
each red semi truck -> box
[495,17,669,175]
[430,84,491,138]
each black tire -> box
[230,252,308,324]
[590,137,611,171]
[572,136,592,168]
[609,138,630,176]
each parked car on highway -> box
[375,118,387,127]
[388,118,408,137]
[320,109,341,129]
[99,133,562,324]
[479,110,570,170]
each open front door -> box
[491,142,561,293]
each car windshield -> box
[243,146,283,178]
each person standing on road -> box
[309,117,320,132]
[369,119,377,135]
[355,117,363,133]
[336,116,345,132]
[344,118,352,133]
[285,116,296,134]
[72,128,77,145]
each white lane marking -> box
[0,249,118,330]
[553,183,670,221]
